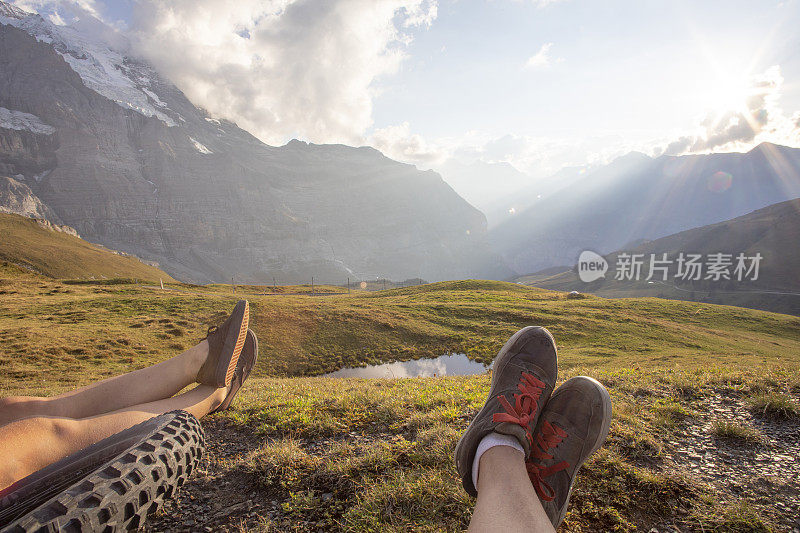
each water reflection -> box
[321,353,490,379]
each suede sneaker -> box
[197,300,249,387]
[210,329,258,414]
[455,326,558,497]
[526,376,612,528]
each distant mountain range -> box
[520,198,800,315]
[0,2,504,284]
[437,160,532,227]
[491,144,800,276]
[438,160,589,229]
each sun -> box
[707,72,752,114]
[693,42,758,117]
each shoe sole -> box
[553,375,612,527]
[213,329,258,413]
[490,326,557,391]
[219,300,249,388]
[455,326,557,496]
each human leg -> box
[0,341,209,425]
[0,324,259,491]
[457,327,612,531]
[0,299,249,426]
[467,445,555,533]
[0,384,224,491]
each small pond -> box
[321,353,491,379]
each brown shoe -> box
[196,300,249,387]
[526,376,612,528]
[455,326,558,497]
[210,329,258,414]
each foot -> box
[455,326,558,497]
[209,329,258,414]
[527,376,612,529]
[207,385,228,412]
[196,300,250,387]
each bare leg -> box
[0,341,209,425]
[0,384,225,490]
[467,446,555,533]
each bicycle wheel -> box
[0,410,205,532]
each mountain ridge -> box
[491,141,800,275]
[520,197,800,315]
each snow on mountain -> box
[0,106,55,134]
[0,1,179,126]
[189,137,213,155]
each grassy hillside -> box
[520,199,800,316]
[0,213,173,282]
[1,274,798,531]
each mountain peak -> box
[612,151,652,164]
[0,1,28,19]
[749,141,782,153]
[0,4,178,126]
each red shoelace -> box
[492,372,546,443]
[525,420,569,501]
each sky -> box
[11,0,800,200]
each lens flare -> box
[707,171,732,193]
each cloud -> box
[123,0,437,146]
[13,0,104,24]
[658,66,800,156]
[525,42,555,69]
[370,122,447,165]
[518,0,569,8]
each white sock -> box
[471,432,525,489]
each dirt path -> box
[144,419,275,533]
[658,392,800,532]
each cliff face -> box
[0,7,501,283]
[0,176,62,223]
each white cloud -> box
[525,42,554,69]
[370,122,447,165]
[517,0,569,8]
[369,121,641,182]
[658,66,800,155]
[123,0,437,146]
[13,0,104,24]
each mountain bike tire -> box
[0,410,205,532]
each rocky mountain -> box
[0,176,61,222]
[521,198,800,315]
[0,2,503,284]
[490,144,800,275]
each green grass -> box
[650,398,695,428]
[709,419,764,443]
[2,276,799,391]
[748,392,800,419]
[214,370,792,532]
[0,213,173,282]
[2,270,798,531]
